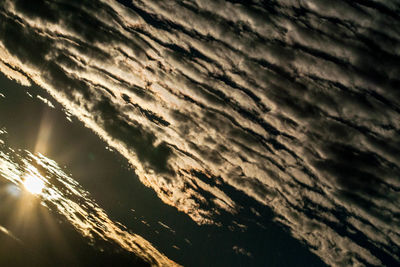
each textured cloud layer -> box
[0,0,399,266]
[0,130,178,266]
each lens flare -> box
[23,175,45,195]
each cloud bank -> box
[0,0,399,265]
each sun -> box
[23,175,45,195]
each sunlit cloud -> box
[22,174,45,195]
[0,134,179,266]
[0,0,399,266]
[0,225,21,243]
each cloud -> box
[0,135,178,266]
[0,0,399,266]
[232,245,252,258]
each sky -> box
[0,0,399,266]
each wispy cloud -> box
[0,133,179,266]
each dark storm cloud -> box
[0,0,399,266]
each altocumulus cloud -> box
[0,0,399,266]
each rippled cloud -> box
[0,131,178,266]
[0,0,399,266]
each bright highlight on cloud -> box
[23,174,45,195]
[0,134,178,266]
[0,0,399,266]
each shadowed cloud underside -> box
[0,0,399,266]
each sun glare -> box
[23,175,45,195]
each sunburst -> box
[23,174,45,195]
